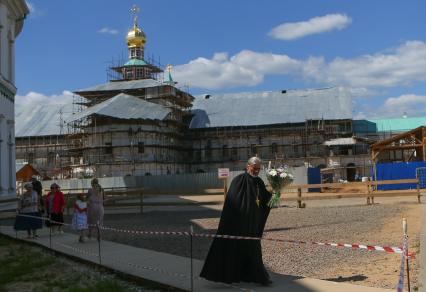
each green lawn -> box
[0,235,146,292]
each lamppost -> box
[56,153,61,179]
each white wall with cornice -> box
[0,0,28,197]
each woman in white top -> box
[14,183,43,239]
[72,192,88,242]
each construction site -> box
[13,8,426,182]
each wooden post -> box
[297,188,302,208]
[140,192,144,214]
[417,180,421,203]
[223,179,227,199]
[366,182,370,205]
[422,139,426,162]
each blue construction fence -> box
[374,161,426,190]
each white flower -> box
[288,173,294,179]
[269,170,277,176]
[279,172,287,178]
[277,167,284,173]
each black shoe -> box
[261,280,273,286]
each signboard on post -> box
[218,168,230,198]
[218,168,230,178]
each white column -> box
[7,119,14,192]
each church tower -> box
[111,5,162,80]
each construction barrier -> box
[2,213,414,291]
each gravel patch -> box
[98,202,420,289]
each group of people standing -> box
[14,177,104,243]
[15,157,276,287]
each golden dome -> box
[127,24,146,48]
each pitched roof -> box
[15,103,73,137]
[74,79,163,93]
[189,87,352,128]
[66,93,171,123]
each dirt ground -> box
[100,196,422,290]
[318,202,421,289]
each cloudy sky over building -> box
[16,0,426,119]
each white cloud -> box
[355,94,426,119]
[268,13,351,41]
[174,40,426,93]
[174,51,300,89]
[98,27,119,35]
[304,41,426,88]
[383,94,426,117]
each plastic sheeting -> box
[374,161,426,190]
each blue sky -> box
[16,0,426,119]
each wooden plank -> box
[376,144,424,151]
[282,192,422,201]
[368,179,419,185]
[284,181,368,189]
[103,201,222,207]
[369,192,422,198]
[0,197,18,204]
[203,188,225,194]
[283,194,367,201]
[370,189,418,194]
[104,189,145,195]
[284,179,418,191]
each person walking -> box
[14,183,43,239]
[87,178,104,240]
[31,175,44,213]
[45,183,66,234]
[200,157,273,286]
[72,192,88,243]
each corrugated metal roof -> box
[368,117,426,133]
[16,163,26,173]
[15,103,74,137]
[66,93,171,123]
[189,87,352,128]
[74,79,162,93]
[124,59,148,66]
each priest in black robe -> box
[200,157,272,285]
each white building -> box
[0,0,29,197]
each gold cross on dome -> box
[130,5,140,14]
[130,5,140,26]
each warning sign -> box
[218,168,230,178]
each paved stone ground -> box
[93,197,421,290]
[0,226,392,292]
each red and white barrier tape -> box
[396,235,409,292]
[13,214,413,257]
[99,225,411,256]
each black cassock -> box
[200,172,272,284]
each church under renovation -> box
[15,9,424,180]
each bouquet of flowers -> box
[266,164,294,208]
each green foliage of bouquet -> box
[266,166,294,208]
